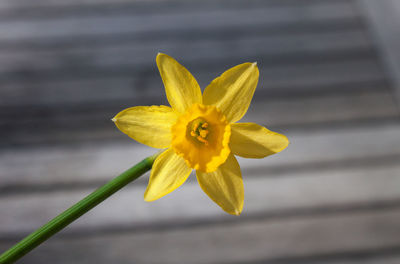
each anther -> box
[190,119,210,146]
[197,136,209,145]
[192,123,200,132]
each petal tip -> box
[111,117,117,122]
[283,135,290,147]
[252,62,257,66]
[144,192,157,202]
[156,52,166,60]
[224,205,242,216]
[233,209,242,216]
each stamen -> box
[189,119,210,146]
[192,123,200,133]
[197,136,209,145]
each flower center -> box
[171,103,231,172]
[189,118,210,146]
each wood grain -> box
[0,59,385,107]
[0,2,357,41]
[0,30,372,75]
[1,209,400,264]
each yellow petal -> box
[156,53,202,113]
[113,105,177,149]
[144,148,192,201]
[203,62,259,123]
[230,123,289,158]
[196,154,244,215]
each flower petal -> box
[202,62,259,123]
[113,105,177,148]
[144,148,192,201]
[196,154,243,215]
[230,123,289,158]
[156,53,202,113]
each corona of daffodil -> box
[113,53,289,215]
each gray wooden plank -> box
[0,30,372,75]
[327,256,400,264]
[0,59,385,106]
[0,18,364,52]
[244,90,399,127]
[231,248,400,264]
[0,1,355,23]
[1,122,400,191]
[1,209,400,264]
[0,0,355,22]
[359,0,400,103]
[1,160,400,235]
[0,0,346,11]
[256,59,384,94]
[0,1,357,41]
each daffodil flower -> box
[113,53,289,215]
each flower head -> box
[113,53,289,215]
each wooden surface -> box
[1,0,400,263]
[359,0,400,101]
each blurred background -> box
[1,0,400,263]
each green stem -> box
[0,154,158,264]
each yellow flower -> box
[113,53,289,215]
